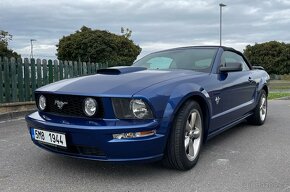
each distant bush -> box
[56,26,141,67]
[243,41,290,75]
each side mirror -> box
[220,62,243,72]
[252,66,264,70]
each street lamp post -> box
[219,3,226,46]
[30,39,36,59]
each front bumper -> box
[26,112,166,163]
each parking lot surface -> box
[1,100,290,192]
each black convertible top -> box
[156,45,237,53]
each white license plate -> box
[32,128,67,148]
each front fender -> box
[162,83,212,133]
[252,70,270,101]
[135,81,212,135]
[257,72,270,93]
[164,83,207,116]
[134,77,214,152]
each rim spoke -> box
[262,97,266,105]
[184,136,190,149]
[260,97,266,112]
[259,95,267,121]
[261,98,266,108]
[184,109,202,160]
[186,122,191,132]
[188,139,194,156]
[193,138,200,155]
[190,112,197,128]
[193,127,200,139]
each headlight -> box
[83,97,97,116]
[112,98,153,119]
[130,99,149,119]
[38,95,46,111]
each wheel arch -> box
[165,92,212,144]
[187,95,210,143]
[262,84,269,96]
[179,95,210,143]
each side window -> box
[221,51,250,71]
[240,58,250,71]
[147,57,173,69]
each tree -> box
[56,26,141,66]
[0,30,20,58]
[121,27,132,39]
[243,41,290,74]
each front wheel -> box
[248,89,267,125]
[163,100,203,170]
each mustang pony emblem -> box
[54,100,68,109]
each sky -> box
[1,0,290,60]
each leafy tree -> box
[0,30,20,58]
[121,27,132,39]
[56,26,141,66]
[0,30,12,47]
[244,41,290,74]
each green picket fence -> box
[0,57,108,104]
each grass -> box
[268,92,290,100]
[269,86,290,90]
[269,80,290,90]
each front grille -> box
[36,93,104,118]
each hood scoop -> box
[97,66,147,75]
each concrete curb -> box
[0,101,35,113]
[275,96,290,100]
[0,102,37,122]
[0,110,36,122]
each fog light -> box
[113,130,156,139]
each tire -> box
[248,89,267,125]
[163,100,204,171]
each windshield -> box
[133,48,218,73]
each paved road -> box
[1,100,290,192]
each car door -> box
[217,51,257,128]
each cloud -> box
[1,0,290,60]
[264,9,290,23]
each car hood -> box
[36,67,203,96]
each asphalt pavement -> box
[0,100,290,192]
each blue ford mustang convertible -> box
[26,46,269,170]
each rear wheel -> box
[163,100,203,170]
[248,89,267,125]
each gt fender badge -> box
[215,96,221,104]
